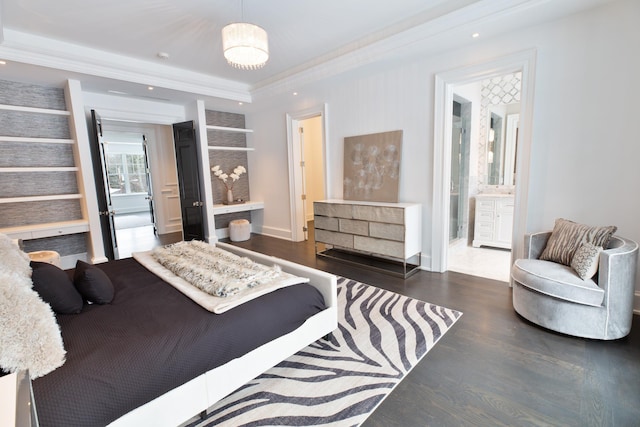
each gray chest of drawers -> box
[313,199,422,277]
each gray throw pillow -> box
[540,218,616,266]
[570,242,603,280]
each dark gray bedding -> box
[31,258,325,427]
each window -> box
[105,146,148,195]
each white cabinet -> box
[472,195,514,249]
[313,199,422,277]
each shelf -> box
[0,136,75,144]
[213,200,264,215]
[0,167,78,173]
[207,146,254,152]
[206,125,253,133]
[0,219,89,240]
[0,103,70,116]
[0,194,83,204]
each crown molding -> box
[0,29,252,103]
[250,0,549,100]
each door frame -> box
[431,49,537,273]
[286,104,329,242]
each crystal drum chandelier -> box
[221,21,269,70]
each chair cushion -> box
[512,259,604,307]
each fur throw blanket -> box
[134,241,309,313]
[0,233,66,378]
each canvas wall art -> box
[343,130,402,203]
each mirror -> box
[486,103,520,186]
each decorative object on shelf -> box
[221,1,269,70]
[343,130,402,203]
[212,165,246,205]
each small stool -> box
[229,219,250,242]
[28,250,61,268]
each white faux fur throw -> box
[133,241,309,314]
[0,233,66,379]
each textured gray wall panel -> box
[214,211,251,229]
[0,199,83,228]
[0,110,71,139]
[23,233,88,257]
[0,79,67,110]
[0,171,79,197]
[205,110,246,129]
[0,142,75,167]
[209,151,250,204]
[207,129,246,148]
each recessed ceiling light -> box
[238,102,244,106]
[293,92,298,96]
[157,52,170,60]
[472,33,480,38]
[0,60,6,65]
[147,86,154,91]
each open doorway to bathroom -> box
[446,73,522,282]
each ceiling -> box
[0,0,615,108]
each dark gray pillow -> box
[30,261,83,314]
[73,260,114,304]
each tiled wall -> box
[477,72,522,185]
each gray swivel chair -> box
[512,232,638,340]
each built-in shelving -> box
[206,125,253,133]
[207,146,254,152]
[0,167,79,173]
[0,136,75,144]
[212,200,264,215]
[0,194,83,204]
[0,103,70,116]
[0,219,89,240]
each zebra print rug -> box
[191,277,462,427]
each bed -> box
[1,240,338,427]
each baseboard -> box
[258,225,292,241]
[419,253,432,271]
[634,291,640,315]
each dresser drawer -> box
[352,205,404,224]
[314,229,354,249]
[354,235,404,258]
[476,210,494,222]
[476,199,496,211]
[313,202,353,218]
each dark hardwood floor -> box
[225,232,640,427]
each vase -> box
[226,189,234,203]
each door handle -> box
[145,196,153,201]
[192,201,204,207]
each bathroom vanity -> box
[472,194,514,249]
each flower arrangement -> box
[212,165,246,203]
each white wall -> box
[247,0,640,304]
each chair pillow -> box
[539,218,616,266]
[31,261,83,314]
[73,260,114,304]
[570,242,603,280]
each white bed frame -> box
[107,243,338,427]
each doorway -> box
[90,114,184,259]
[287,106,328,242]
[431,49,537,279]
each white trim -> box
[0,167,78,173]
[258,225,293,241]
[0,103,70,116]
[431,49,537,273]
[207,146,255,152]
[206,125,253,133]
[286,104,329,242]
[0,194,82,203]
[0,136,74,144]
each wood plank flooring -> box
[225,232,640,427]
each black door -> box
[142,135,157,235]
[89,110,118,259]
[173,121,205,241]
